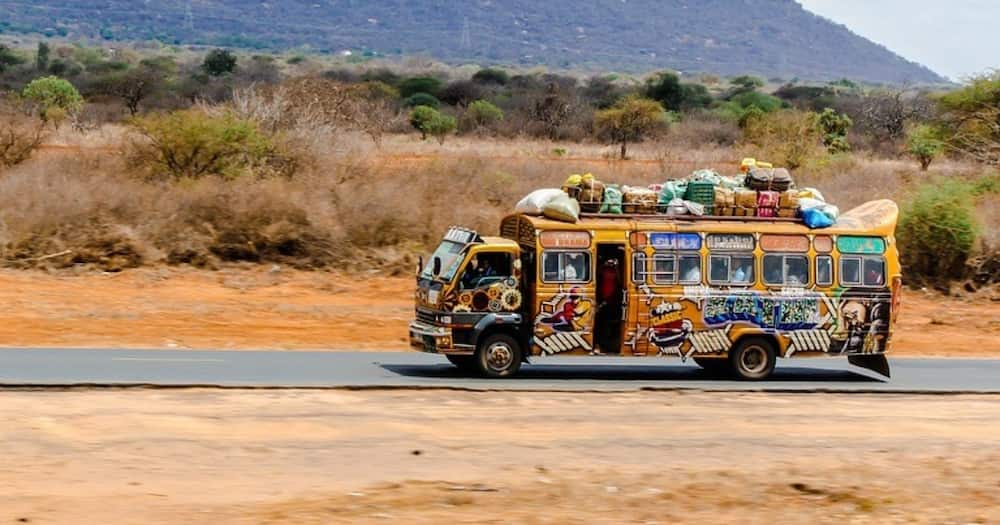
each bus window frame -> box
[708,252,754,287]
[837,253,888,289]
[762,253,811,288]
[840,255,887,288]
[631,251,647,284]
[650,253,678,285]
[816,255,834,287]
[540,249,592,284]
[678,253,703,285]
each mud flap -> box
[848,354,890,379]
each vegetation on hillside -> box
[0,0,945,84]
[0,43,996,291]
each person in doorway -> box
[594,258,623,354]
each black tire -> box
[475,333,523,378]
[728,337,777,380]
[446,354,476,372]
[693,357,730,375]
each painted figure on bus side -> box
[647,301,693,355]
[539,287,592,332]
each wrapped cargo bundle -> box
[714,187,735,217]
[756,190,779,218]
[622,186,657,214]
[746,167,793,192]
[542,193,581,223]
[657,181,688,211]
[600,185,623,214]
[516,188,565,215]
[578,180,605,213]
[735,189,758,208]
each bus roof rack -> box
[578,213,803,223]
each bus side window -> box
[679,254,703,284]
[764,254,809,286]
[632,252,647,283]
[651,254,676,284]
[542,251,590,283]
[709,255,730,284]
[840,257,862,286]
[816,256,833,287]
[863,257,886,286]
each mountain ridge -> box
[0,0,946,84]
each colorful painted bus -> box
[410,200,901,380]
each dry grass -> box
[1,122,997,274]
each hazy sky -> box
[798,0,998,81]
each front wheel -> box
[475,334,523,378]
[728,337,777,380]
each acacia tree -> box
[937,72,1000,165]
[594,96,667,159]
[22,76,84,126]
[101,57,175,115]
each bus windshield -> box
[420,240,467,281]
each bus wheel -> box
[475,334,522,378]
[693,357,729,375]
[446,355,476,373]
[729,338,776,380]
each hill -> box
[0,0,945,84]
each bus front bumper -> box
[408,321,473,355]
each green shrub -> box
[403,92,441,108]
[906,124,945,171]
[398,76,443,98]
[897,180,979,282]
[472,68,509,86]
[202,49,237,76]
[464,100,504,131]
[409,105,440,140]
[21,76,84,124]
[128,109,291,180]
[425,113,457,144]
[817,108,852,153]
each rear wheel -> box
[475,334,523,378]
[446,354,476,372]
[728,337,777,380]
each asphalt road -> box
[0,349,997,392]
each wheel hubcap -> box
[486,342,514,370]
[741,346,768,374]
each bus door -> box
[594,243,628,354]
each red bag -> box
[756,207,776,218]
[757,191,780,208]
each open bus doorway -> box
[594,244,627,354]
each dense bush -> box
[907,125,945,171]
[22,76,84,124]
[127,109,292,180]
[743,109,822,169]
[403,92,440,108]
[897,180,979,283]
[398,76,443,98]
[463,100,504,132]
[202,49,237,76]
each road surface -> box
[0,349,997,392]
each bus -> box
[410,199,901,380]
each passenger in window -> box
[817,260,832,285]
[732,261,752,283]
[865,266,884,286]
[683,263,701,283]
[786,258,808,285]
[564,254,580,281]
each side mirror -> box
[417,255,424,276]
[432,256,442,277]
